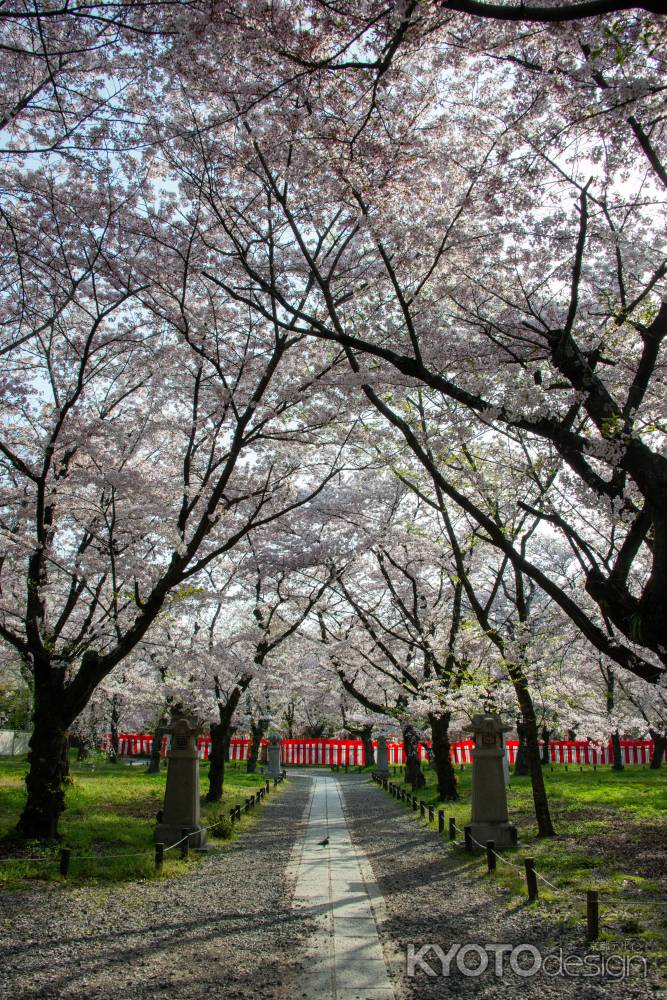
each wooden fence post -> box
[59,848,71,877]
[524,858,538,900]
[587,890,599,940]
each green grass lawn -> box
[0,754,280,890]
[378,763,667,966]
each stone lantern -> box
[267,732,282,779]
[464,713,517,849]
[155,711,208,850]
[375,735,390,779]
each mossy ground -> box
[376,761,666,972]
[0,754,280,890]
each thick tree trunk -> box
[429,712,458,800]
[207,722,226,802]
[207,679,249,799]
[17,691,70,840]
[247,719,268,774]
[403,724,425,790]
[207,699,239,802]
[649,730,665,769]
[524,715,554,836]
[360,725,374,767]
[72,736,89,761]
[507,667,555,836]
[514,720,531,776]
[108,698,120,762]
[540,726,551,765]
[147,723,164,774]
[611,730,624,770]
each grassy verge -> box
[375,762,666,969]
[0,754,284,890]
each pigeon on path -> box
[318,836,330,847]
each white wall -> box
[0,730,31,755]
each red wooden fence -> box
[102,733,660,766]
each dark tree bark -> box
[343,722,375,766]
[541,726,551,765]
[443,0,662,22]
[70,735,88,761]
[284,700,295,739]
[514,718,531,776]
[649,729,665,769]
[303,721,327,738]
[147,723,164,774]
[359,725,374,766]
[207,679,246,802]
[611,730,625,770]
[247,718,268,774]
[207,722,226,802]
[510,679,555,836]
[429,712,458,800]
[403,724,425,790]
[108,694,121,763]
[17,682,69,840]
[604,667,624,770]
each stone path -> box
[289,773,395,1000]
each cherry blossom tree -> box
[0,185,352,837]
[163,4,665,687]
[2,0,666,839]
[322,526,469,799]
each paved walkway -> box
[290,773,395,1000]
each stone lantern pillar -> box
[155,712,208,850]
[375,735,389,779]
[267,733,282,779]
[465,713,517,848]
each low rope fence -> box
[371,773,663,944]
[0,775,287,878]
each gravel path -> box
[339,776,663,1000]
[2,774,662,1000]
[0,775,314,1000]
